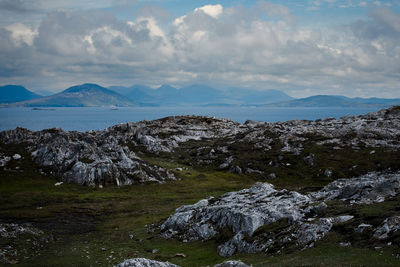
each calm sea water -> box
[0,107,379,132]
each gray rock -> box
[339,242,351,247]
[0,223,43,238]
[12,154,21,160]
[0,127,175,187]
[0,153,11,167]
[161,182,311,243]
[214,260,251,267]
[310,171,400,204]
[229,165,242,174]
[162,171,400,257]
[304,202,328,216]
[219,156,234,169]
[373,216,400,239]
[303,153,314,166]
[324,169,332,177]
[355,223,372,233]
[117,258,180,267]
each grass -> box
[1,143,400,266]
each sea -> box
[0,107,380,132]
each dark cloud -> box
[0,0,39,13]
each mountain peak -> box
[158,84,177,91]
[63,83,110,94]
[0,84,42,103]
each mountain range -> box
[265,95,400,108]
[7,84,134,107]
[1,83,399,108]
[0,85,42,103]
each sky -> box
[0,0,400,98]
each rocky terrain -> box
[116,258,250,267]
[161,171,400,257]
[0,127,176,186]
[0,106,400,266]
[1,106,399,187]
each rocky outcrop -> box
[214,260,251,267]
[107,116,246,153]
[373,216,400,240]
[161,171,400,257]
[116,258,252,267]
[161,183,312,242]
[116,258,180,267]
[0,223,43,238]
[1,107,400,186]
[310,171,400,204]
[0,127,175,187]
[0,153,11,167]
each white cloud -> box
[5,23,37,46]
[194,4,223,18]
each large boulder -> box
[161,171,400,257]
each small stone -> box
[54,182,63,186]
[268,173,276,179]
[152,248,158,254]
[339,242,351,247]
[370,150,376,154]
[12,154,21,160]
[173,253,186,258]
[176,168,183,171]
[324,169,332,177]
[355,223,372,233]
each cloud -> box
[194,4,223,18]
[0,0,39,13]
[0,2,399,97]
[5,23,37,46]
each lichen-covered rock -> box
[310,171,400,204]
[373,216,400,240]
[0,127,175,187]
[0,153,11,167]
[161,183,312,242]
[0,223,43,238]
[214,260,251,267]
[162,171,400,257]
[116,258,180,267]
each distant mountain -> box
[266,95,400,108]
[111,84,293,106]
[0,85,42,103]
[229,88,294,104]
[12,83,135,107]
[179,84,226,104]
[33,89,55,96]
[109,85,154,103]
